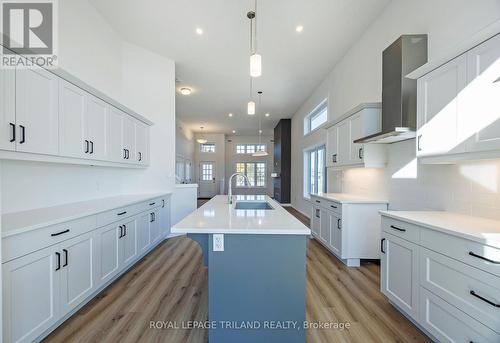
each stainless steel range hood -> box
[355,35,428,144]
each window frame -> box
[304,99,328,135]
[235,162,266,188]
[200,162,214,181]
[303,145,327,199]
[235,144,267,154]
[200,143,216,153]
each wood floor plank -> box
[43,209,430,343]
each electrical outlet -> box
[213,234,224,252]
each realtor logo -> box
[1,0,58,68]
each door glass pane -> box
[256,163,266,187]
[246,163,255,186]
[201,163,213,181]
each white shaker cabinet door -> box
[159,198,171,238]
[59,232,97,316]
[122,115,136,164]
[0,68,16,151]
[97,224,120,285]
[59,80,86,159]
[329,212,342,257]
[137,212,151,255]
[85,95,108,161]
[3,245,61,343]
[149,210,161,245]
[107,107,124,162]
[120,219,137,266]
[326,126,338,167]
[416,55,467,157]
[337,120,350,165]
[463,34,500,152]
[135,122,149,165]
[380,232,419,320]
[349,112,364,164]
[15,66,59,155]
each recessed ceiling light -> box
[228,113,233,117]
[180,87,191,95]
[296,25,304,33]
[196,28,203,35]
[265,113,270,117]
[232,130,236,134]
[259,129,262,134]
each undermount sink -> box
[234,201,274,210]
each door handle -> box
[90,141,94,154]
[162,199,165,208]
[85,140,89,153]
[19,125,25,144]
[332,154,337,163]
[119,225,123,238]
[337,218,341,229]
[138,152,142,161]
[358,147,363,159]
[123,149,127,159]
[381,238,386,254]
[55,252,61,271]
[63,249,68,267]
[9,123,15,142]
[150,213,154,222]
[123,224,127,237]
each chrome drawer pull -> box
[470,290,500,308]
[390,225,406,232]
[469,251,500,264]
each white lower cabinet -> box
[310,195,387,267]
[3,196,171,343]
[59,232,97,314]
[159,198,171,238]
[381,214,500,342]
[3,245,60,343]
[380,232,419,320]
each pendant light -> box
[248,0,261,78]
[196,127,208,144]
[253,91,268,157]
[247,78,255,115]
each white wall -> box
[0,0,176,213]
[291,0,500,219]
[176,121,195,162]
[225,135,274,196]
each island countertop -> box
[172,195,310,235]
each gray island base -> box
[188,233,307,343]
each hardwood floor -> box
[44,209,430,343]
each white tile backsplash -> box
[331,139,500,220]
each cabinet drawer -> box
[381,217,420,243]
[96,202,145,227]
[311,196,342,215]
[419,287,500,343]
[421,229,500,277]
[420,247,500,333]
[2,215,97,263]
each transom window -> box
[304,100,328,135]
[235,162,266,187]
[236,144,266,154]
[200,143,216,153]
[304,145,326,198]
[201,163,214,181]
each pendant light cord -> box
[254,0,258,53]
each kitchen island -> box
[172,195,310,343]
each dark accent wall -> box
[273,119,291,203]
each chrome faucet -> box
[228,173,250,204]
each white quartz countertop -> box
[2,192,171,238]
[380,211,500,248]
[172,195,310,235]
[311,193,389,204]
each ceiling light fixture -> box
[180,87,191,95]
[296,25,304,33]
[265,113,270,117]
[196,28,203,35]
[196,127,208,144]
[253,91,269,157]
[232,130,236,134]
[228,113,233,117]
[248,2,262,78]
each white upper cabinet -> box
[122,115,136,164]
[107,107,124,162]
[59,80,87,158]
[0,68,16,151]
[462,33,500,153]
[135,122,149,165]
[15,66,59,155]
[416,55,467,157]
[416,33,500,161]
[326,104,386,168]
[85,95,108,161]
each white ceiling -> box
[90,0,390,135]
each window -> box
[304,100,328,135]
[235,162,266,187]
[200,143,216,153]
[236,144,267,154]
[304,145,326,197]
[201,163,213,181]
